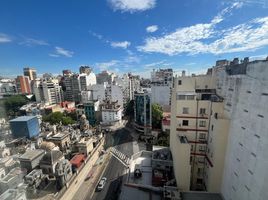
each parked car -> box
[96,177,107,191]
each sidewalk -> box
[59,139,105,200]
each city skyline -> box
[1,0,268,78]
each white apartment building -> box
[151,85,171,106]
[214,58,268,200]
[79,72,96,91]
[170,74,229,192]
[114,74,131,105]
[85,83,124,108]
[151,68,173,106]
[100,100,122,125]
[33,78,63,105]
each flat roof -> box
[181,192,224,200]
[19,149,44,161]
[9,116,37,122]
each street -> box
[85,126,145,200]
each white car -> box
[96,177,107,191]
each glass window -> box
[178,80,182,85]
[183,107,189,114]
[177,95,186,100]
[200,108,206,114]
[182,120,189,126]
[186,95,195,100]
[199,120,206,127]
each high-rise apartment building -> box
[134,91,152,134]
[15,75,31,94]
[170,74,229,191]
[23,67,37,81]
[129,74,141,100]
[79,66,92,74]
[33,78,63,105]
[151,68,173,106]
[214,57,268,200]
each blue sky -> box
[0,0,268,78]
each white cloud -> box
[0,33,12,43]
[19,38,49,46]
[146,25,158,33]
[50,47,74,58]
[96,60,119,71]
[49,54,60,58]
[137,2,268,56]
[111,41,131,49]
[108,0,156,13]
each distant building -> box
[23,67,37,81]
[33,78,63,105]
[84,100,100,126]
[129,74,141,100]
[0,79,16,95]
[15,75,31,94]
[100,100,123,125]
[9,116,40,139]
[96,71,115,84]
[79,65,92,74]
[134,91,152,134]
[18,149,45,173]
[151,68,173,106]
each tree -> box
[43,112,75,125]
[3,95,29,117]
[152,103,163,129]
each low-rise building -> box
[0,167,26,194]
[47,132,71,152]
[0,189,27,200]
[76,137,94,156]
[39,150,64,176]
[18,149,45,173]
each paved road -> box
[86,127,145,200]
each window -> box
[178,80,182,85]
[199,133,206,139]
[177,95,186,100]
[182,120,189,126]
[186,95,195,100]
[196,178,203,184]
[199,120,206,127]
[183,107,189,114]
[191,145,194,151]
[200,108,206,115]
[199,145,206,152]
[198,157,204,163]
[211,125,214,131]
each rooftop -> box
[9,116,37,122]
[19,149,45,161]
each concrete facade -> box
[214,59,268,200]
[170,74,228,192]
